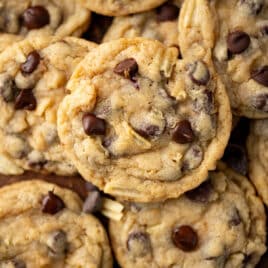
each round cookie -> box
[0,180,112,268]
[109,163,266,268]
[57,37,231,202]
[0,36,97,175]
[78,0,166,16]
[0,0,91,38]
[103,1,182,47]
[179,0,268,118]
[0,34,23,54]
[247,119,268,205]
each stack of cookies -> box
[0,0,267,267]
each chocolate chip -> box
[252,94,268,113]
[188,61,210,86]
[182,144,203,171]
[20,51,40,75]
[227,31,250,54]
[241,0,264,15]
[82,191,102,214]
[82,113,106,135]
[251,66,268,87]
[85,181,99,192]
[0,75,19,102]
[157,3,180,22]
[47,230,68,257]
[172,120,195,144]
[42,191,65,214]
[136,125,161,139]
[14,89,37,110]
[172,225,198,252]
[229,208,241,226]
[114,58,138,80]
[127,232,151,257]
[222,144,248,175]
[185,179,212,203]
[12,259,26,268]
[22,6,50,30]
[262,26,268,36]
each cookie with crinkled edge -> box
[103,0,182,47]
[0,0,91,38]
[109,162,266,268]
[0,36,97,175]
[78,0,166,16]
[247,119,268,205]
[178,0,268,118]
[0,180,112,268]
[57,37,231,202]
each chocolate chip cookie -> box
[0,36,97,175]
[103,1,182,47]
[247,119,268,205]
[0,180,112,267]
[57,37,231,202]
[0,0,91,38]
[109,163,266,268]
[179,0,268,118]
[0,34,23,54]
[78,0,166,16]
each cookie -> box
[57,37,231,202]
[179,0,268,118]
[0,0,91,38]
[109,163,266,268]
[78,0,166,16]
[0,34,23,54]
[103,1,182,47]
[247,119,268,205]
[0,36,97,175]
[0,180,112,267]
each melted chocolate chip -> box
[188,61,210,86]
[157,3,180,22]
[262,26,268,36]
[14,89,37,110]
[182,144,203,171]
[22,6,50,30]
[114,58,138,80]
[252,94,268,113]
[47,230,68,257]
[222,144,248,175]
[12,259,26,268]
[229,208,241,226]
[172,120,195,144]
[20,51,40,75]
[85,181,99,192]
[0,76,19,102]
[227,31,250,54]
[82,191,102,213]
[241,0,264,15]
[186,179,212,202]
[42,191,65,214]
[172,225,198,252]
[82,113,106,135]
[251,66,268,87]
[127,232,151,257]
[136,125,161,138]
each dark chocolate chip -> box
[0,76,19,102]
[42,191,65,215]
[82,113,106,135]
[82,190,102,214]
[136,125,161,138]
[240,0,264,15]
[222,144,248,175]
[185,179,212,203]
[127,232,151,257]
[227,31,250,54]
[251,66,268,87]
[188,61,210,86]
[14,89,37,110]
[47,230,68,257]
[28,159,48,170]
[229,208,241,226]
[114,58,138,80]
[172,225,198,252]
[12,259,26,268]
[252,94,268,113]
[157,3,180,22]
[85,181,99,192]
[182,144,203,171]
[172,120,195,144]
[20,51,40,75]
[262,26,268,36]
[22,6,50,30]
